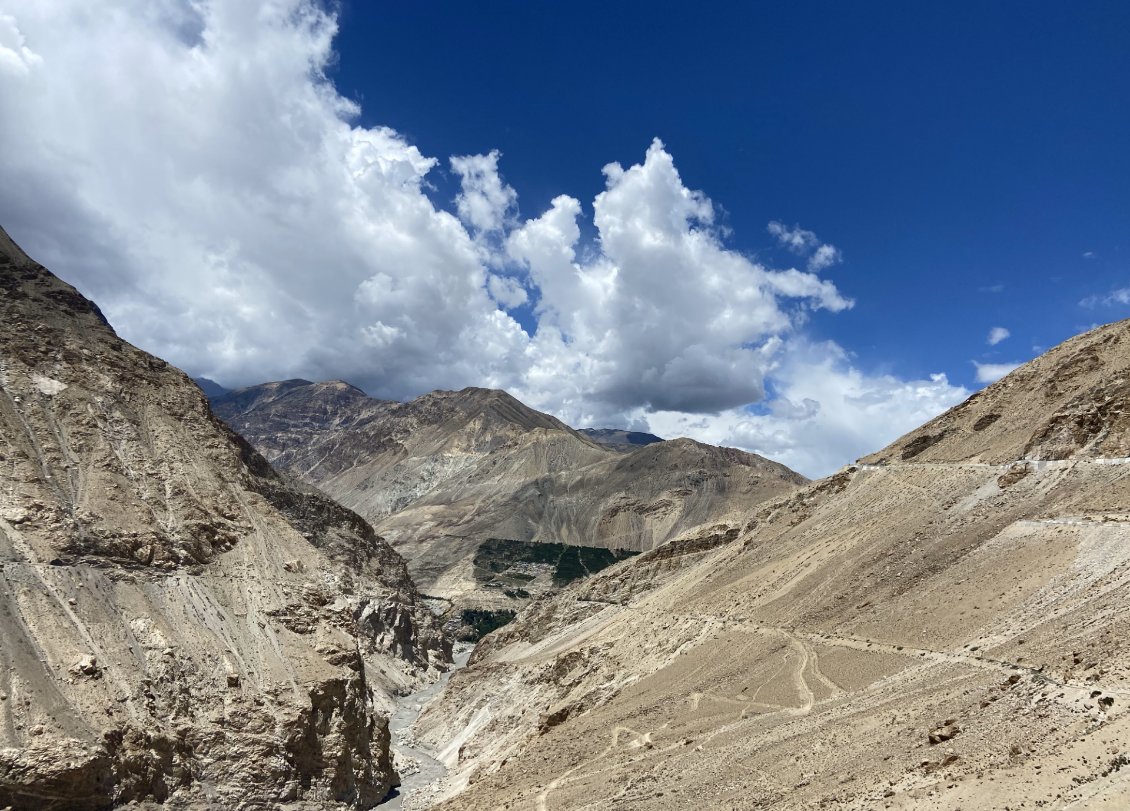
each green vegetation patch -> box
[473,538,639,587]
[458,609,517,641]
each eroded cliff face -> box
[414,321,1130,810]
[0,226,450,809]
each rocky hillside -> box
[414,320,1130,810]
[459,436,806,551]
[212,381,604,523]
[212,382,806,611]
[863,322,1130,465]
[0,227,449,809]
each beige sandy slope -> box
[414,320,1130,810]
[0,227,450,809]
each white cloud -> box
[973,361,1022,384]
[807,243,841,272]
[768,220,842,273]
[0,13,41,77]
[486,274,528,309]
[1083,251,1096,259]
[507,140,852,416]
[1081,288,1130,308]
[642,341,968,477]
[987,326,1010,345]
[451,150,517,236]
[768,221,819,252]
[0,0,963,478]
[0,0,523,400]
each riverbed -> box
[380,643,474,809]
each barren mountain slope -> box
[416,319,1130,810]
[863,322,1130,465]
[212,381,609,526]
[388,436,806,553]
[213,383,806,603]
[0,227,450,809]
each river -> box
[380,643,475,809]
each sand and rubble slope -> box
[414,320,1130,810]
[0,226,450,809]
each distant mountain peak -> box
[192,376,229,398]
[324,378,366,390]
[580,427,665,451]
[458,385,511,398]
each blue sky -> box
[0,1,1126,475]
[334,0,1129,383]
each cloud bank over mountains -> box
[0,0,967,475]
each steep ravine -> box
[383,643,475,809]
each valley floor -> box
[383,644,475,809]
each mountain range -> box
[5,222,1130,809]
[210,380,806,624]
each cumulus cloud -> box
[768,221,820,252]
[973,361,1022,384]
[0,0,523,400]
[451,150,518,236]
[0,0,963,477]
[807,243,841,272]
[767,220,842,272]
[642,341,967,476]
[486,274,528,309]
[987,326,1010,345]
[506,140,853,417]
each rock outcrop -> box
[0,226,450,809]
[413,320,1130,810]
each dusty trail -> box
[677,614,1130,700]
[536,629,823,808]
